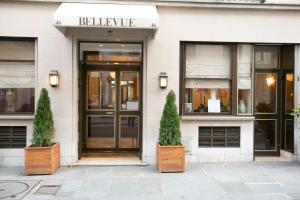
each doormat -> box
[34,185,61,195]
[0,180,40,200]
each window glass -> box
[255,46,279,69]
[0,40,35,114]
[285,73,294,114]
[184,44,231,114]
[255,73,277,113]
[80,43,142,65]
[237,44,253,114]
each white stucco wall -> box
[143,6,300,163]
[0,2,75,166]
[1,2,300,166]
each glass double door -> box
[84,67,141,151]
[254,46,294,156]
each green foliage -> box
[291,105,300,118]
[32,88,54,147]
[159,90,181,146]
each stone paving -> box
[1,162,300,200]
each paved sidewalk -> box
[1,162,300,200]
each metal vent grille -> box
[199,126,240,147]
[0,126,26,148]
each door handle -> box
[106,111,114,115]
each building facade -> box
[0,0,300,166]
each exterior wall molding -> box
[4,0,300,10]
[181,116,255,121]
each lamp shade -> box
[49,70,59,87]
[159,72,168,89]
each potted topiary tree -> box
[156,90,185,172]
[24,88,60,175]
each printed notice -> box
[208,99,221,113]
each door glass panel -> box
[87,116,115,148]
[255,46,279,69]
[120,116,139,148]
[120,72,140,111]
[255,73,277,113]
[285,119,294,152]
[285,73,294,113]
[254,120,276,151]
[87,71,115,110]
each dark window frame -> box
[180,42,237,116]
[0,37,36,115]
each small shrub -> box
[32,88,54,147]
[159,90,181,146]
[291,105,300,118]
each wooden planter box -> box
[24,143,60,175]
[156,143,185,173]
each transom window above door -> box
[80,42,142,66]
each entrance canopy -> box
[53,3,159,30]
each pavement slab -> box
[0,162,300,200]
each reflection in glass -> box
[254,120,276,151]
[285,119,294,152]
[0,88,34,113]
[184,79,230,113]
[120,116,139,148]
[87,71,115,110]
[120,72,139,111]
[87,116,115,148]
[285,74,294,113]
[255,73,277,113]
[255,46,279,69]
[237,44,253,114]
[80,43,142,65]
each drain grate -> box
[0,180,39,200]
[34,185,61,195]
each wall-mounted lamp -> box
[159,72,168,89]
[49,70,59,87]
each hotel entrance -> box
[78,42,142,158]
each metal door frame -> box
[78,42,143,157]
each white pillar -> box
[294,45,300,161]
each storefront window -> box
[0,40,35,114]
[237,44,253,115]
[184,44,231,114]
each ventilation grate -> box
[0,126,26,148]
[199,126,240,148]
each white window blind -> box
[185,79,230,89]
[186,44,231,79]
[0,62,35,88]
[0,41,35,61]
[237,45,252,89]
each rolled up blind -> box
[237,45,252,89]
[186,44,231,79]
[0,62,35,88]
[185,79,230,89]
[0,41,34,61]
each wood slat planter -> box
[156,143,185,173]
[24,143,60,175]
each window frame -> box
[180,41,236,116]
[236,44,255,116]
[0,37,36,116]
